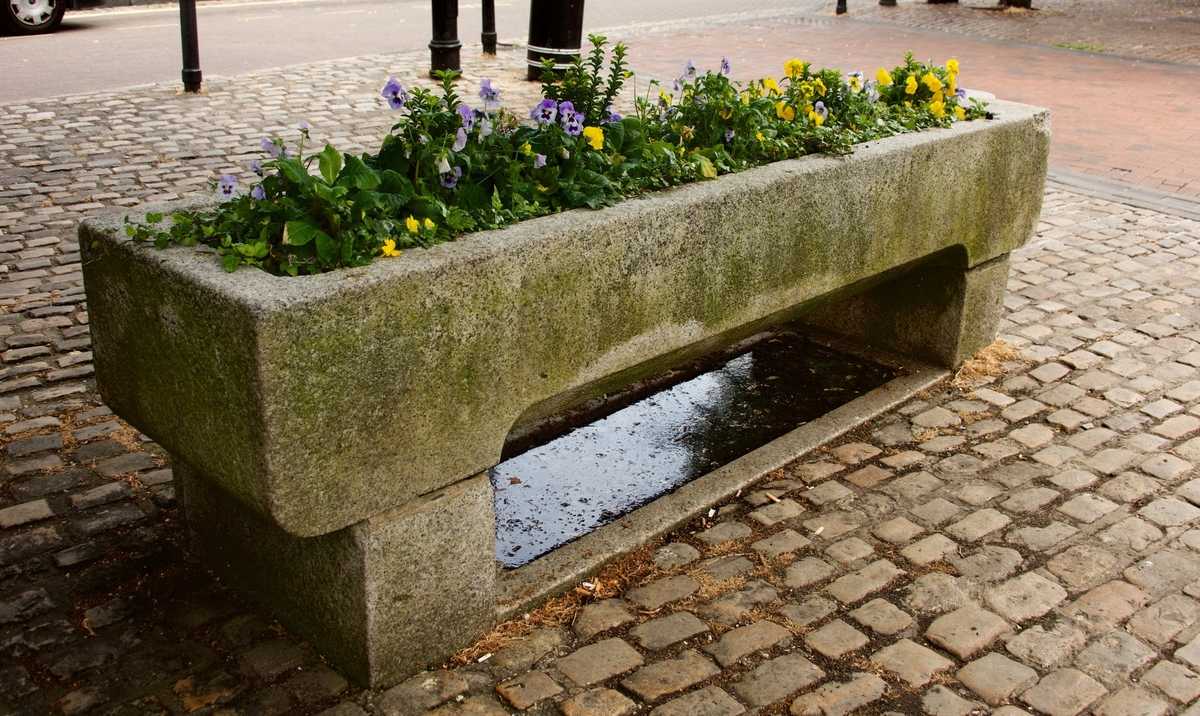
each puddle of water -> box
[492,330,899,567]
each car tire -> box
[1,0,66,35]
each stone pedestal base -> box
[177,464,496,687]
[803,253,1010,369]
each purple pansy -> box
[531,98,558,125]
[479,78,500,110]
[250,160,263,176]
[440,166,462,189]
[251,185,265,200]
[725,129,735,141]
[561,110,584,136]
[955,87,967,100]
[473,109,493,139]
[217,174,237,197]
[260,136,281,158]
[452,127,468,152]
[381,76,408,110]
[299,120,310,131]
[457,105,474,132]
[603,105,622,123]
[865,80,879,103]
[683,59,697,79]
[720,56,731,76]
[814,101,828,121]
[534,153,547,168]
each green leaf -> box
[312,182,337,203]
[692,154,718,179]
[221,254,241,272]
[338,154,381,190]
[457,183,490,212]
[277,158,309,185]
[315,231,339,265]
[145,212,164,223]
[284,220,327,248]
[318,144,343,185]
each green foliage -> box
[123,44,987,275]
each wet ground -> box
[492,330,898,566]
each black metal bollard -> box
[482,0,497,55]
[879,0,896,6]
[179,0,202,93]
[837,0,847,13]
[526,0,584,81]
[430,0,461,75]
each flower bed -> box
[120,38,987,276]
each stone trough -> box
[79,98,1049,687]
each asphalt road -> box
[0,0,822,103]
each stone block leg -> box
[177,463,496,687]
[802,253,1010,369]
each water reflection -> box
[492,332,896,567]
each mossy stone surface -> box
[80,99,1049,537]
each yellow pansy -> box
[423,218,435,229]
[847,74,862,91]
[521,141,531,155]
[905,76,918,95]
[537,184,549,192]
[876,68,892,85]
[659,89,672,105]
[929,100,946,118]
[381,239,401,257]
[954,105,966,120]
[948,75,957,95]
[922,73,943,92]
[718,107,734,119]
[405,216,419,234]
[932,90,944,104]
[784,58,804,79]
[946,59,960,75]
[741,91,751,104]
[814,78,826,96]
[756,132,764,142]
[775,102,795,121]
[582,126,604,150]
[808,110,824,126]
[763,77,781,95]
[799,81,813,100]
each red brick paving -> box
[615,15,1200,197]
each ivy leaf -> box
[283,220,327,248]
[338,154,381,190]
[318,144,343,185]
[221,254,241,272]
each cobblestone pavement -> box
[840,0,1200,67]
[3,26,1200,716]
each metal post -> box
[836,0,847,13]
[526,0,585,81]
[430,0,461,75]
[179,0,202,93]
[481,0,497,55]
[879,0,896,6]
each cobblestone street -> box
[3,6,1200,716]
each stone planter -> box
[80,98,1049,686]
